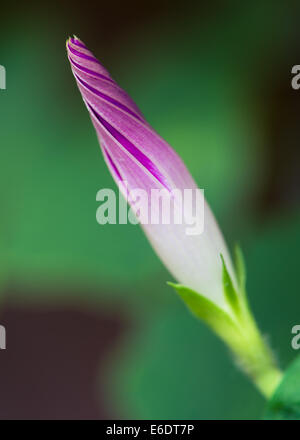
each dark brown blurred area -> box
[0,0,226,56]
[0,295,129,419]
[252,8,300,219]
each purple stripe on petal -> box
[69,56,115,83]
[74,73,144,122]
[67,42,101,64]
[87,103,171,191]
[70,38,87,49]
[103,147,123,182]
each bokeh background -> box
[0,0,299,419]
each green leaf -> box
[264,355,300,419]
[220,254,240,314]
[234,244,246,292]
[167,282,241,346]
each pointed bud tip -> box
[66,35,85,50]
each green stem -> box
[226,302,283,399]
[169,278,283,400]
[254,364,283,399]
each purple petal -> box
[66,37,237,309]
[74,72,144,122]
[66,37,196,193]
[87,102,171,191]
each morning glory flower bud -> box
[66,37,282,398]
[66,36,236,312]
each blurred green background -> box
[0,0,299,419]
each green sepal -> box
[220,254,240,315]
[264,355,300,420]
[168,282,282,399]
[234,244,246,293]
[167,282,241,347]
